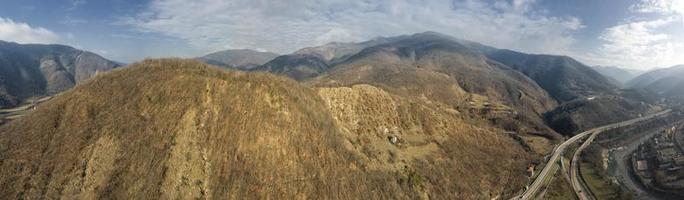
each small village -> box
[632,125,684,195]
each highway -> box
[569,129,599,200]
[569,109,671,200]
[514,109,671,200]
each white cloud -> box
[0,17,60,44]
[594,0,684,69]
[597,18,683,67]
[631,0,684,14]
[126,0,583,55]
[314,28,355,46]
[69,0,87,10]
[602,18,673,47]
[632,0,684,27]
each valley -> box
[514,109,671,199]
[0,95,53,124]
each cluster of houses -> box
[632,126,684,193]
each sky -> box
[0,0,682,70]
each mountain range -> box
[591,66,644,86]
[0,31,675,199]
[198,32,656,135]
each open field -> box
[541,169,576,200]
[580,162,621,199]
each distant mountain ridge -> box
[244,32,620,103]
[292,36,404,63]
[484,50,618,102]
[627,65,684,88]
[471,48,652,134]
[591,66,643,86]
[196,49,278,70]
[254,53,331,81]
[0,40,120,108]
[249,36,409,80]
[628,65,684,99]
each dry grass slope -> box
[0,59,534,199]
[317,85,533,198]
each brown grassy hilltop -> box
[0,59,533,199]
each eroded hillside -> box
[309,33,559,140]
[0,59,535,199]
